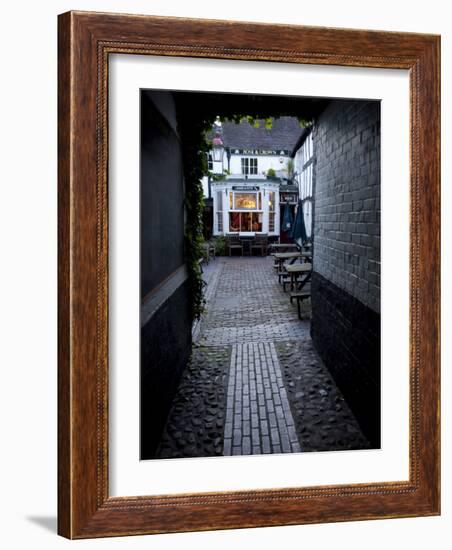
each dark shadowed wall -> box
[140,90,191,459]
[311,100,381,447]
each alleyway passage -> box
[154,257,370,459]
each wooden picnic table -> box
[284,263,312,292]
[273,251,301,260]
[268,243,299,253]
[285,263,312,273]
[272,251,302,274]
[301,250,312,263]
[273,250,311,266]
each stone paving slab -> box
[198,257,310,345]
[200,321,311,346]
[153,256,370,459]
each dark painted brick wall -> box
[140,280,192,459]
[311,100,381,447]
[141,91,185,298]
[311,272,381,447]
[313,100,380,313]
[140,91,192,458]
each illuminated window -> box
[234,192,257,210]
[229,212,262,232]
[228,191,263,232]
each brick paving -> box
[224,342,300,455]
[154,256,370,459]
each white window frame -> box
[268,190,276,232]
[297,132,314,201]
[241,157,258,175]
[231,191,262,211]
[216,190,223,233]
[228,190,263,233]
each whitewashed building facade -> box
[203,117,303,237]
[292,129,314,239]
[211,176,280,236]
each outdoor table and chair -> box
[272,246,311,267]
[284,263,312,319]
[272,251,311,284]
[284,262,312,292]
[271,243,312,319]
[267,243,299,254]
[226,233,244,256]
[225,233,268,256]
[273,251,302,273]
[290,282,312,320]
[250,233,268,256]
[300,250,312,263]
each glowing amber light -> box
[234,193,257,210]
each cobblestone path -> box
[154,257,370,459]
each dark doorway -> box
[279,203,296,243]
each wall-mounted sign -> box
[232,149,290,156]
[232,186,260,191]
[280,193,298,202]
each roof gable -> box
[217,116,303,151]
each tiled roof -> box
[214,116,304,151]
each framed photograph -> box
[58,11,440,538]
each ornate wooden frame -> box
[58,11,440,538]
